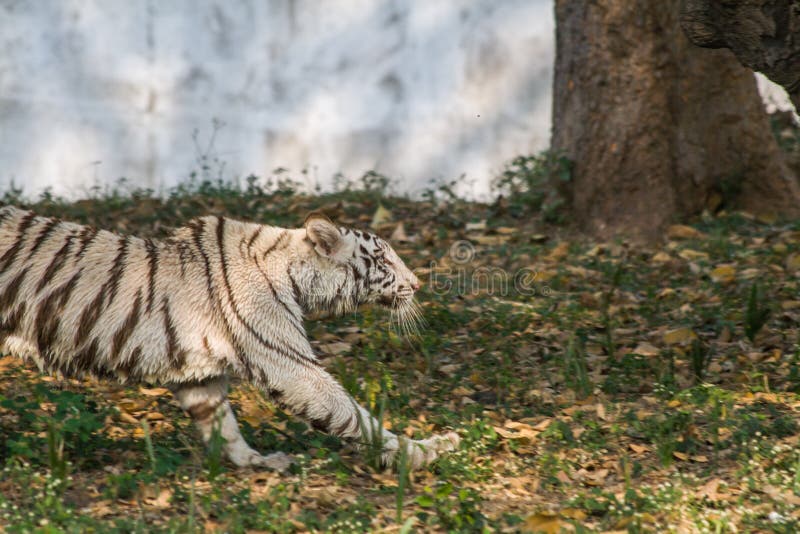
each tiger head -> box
[301,213,423,332]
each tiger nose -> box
[410,276,421,291]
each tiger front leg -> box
[171,377,293,472]
[259,362,460,470]
[361,412,461,470]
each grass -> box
[0,172,799,531]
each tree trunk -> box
[681,0,800,110]
[552,0,800,241]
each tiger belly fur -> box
[0,206,459,470]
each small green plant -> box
[769,110,800,154]
[356,373,391,470]
[788,344,800,392]
[395,436,410,524]
[603,353,657,395]
[655,349,679,398]
[628,407,695,467]
[0,466,78,530]
[744,282,770,342]
[716,172,744,210]
[186,470,197,533]
[415,482,487,532]
[600,260,625,361]
[687,338,711,384]
[704,386,734,462]
[46,420,67,483]
[492,151,571,221]
[432,421,495,483]
[1,384,107,467]
[564,332,592,399]
[103,472,139,501]
[141,420,158,474]
[205,419,225,480]
[731,403,798,446]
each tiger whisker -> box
[390,297,423,340]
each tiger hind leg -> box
[171,377,293,472]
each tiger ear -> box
[305,212,342,257]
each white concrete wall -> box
[1,1,793,201]
[0,0,555,199]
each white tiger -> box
[0,206,459,471]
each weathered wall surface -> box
[0,0,555,199]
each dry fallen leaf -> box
[786,253,800,273]
[533,419,553,432]
[390,222,410,242]
[663,327,697,345]
[696,478,727,502]
[763,485,800,506]
[631,342,659,357]
[523,512,568,534]
[583,468,609,486]
[629,443,648,454]
[472,234,511,246]
[678,249,709,261]
[651,251,672,263]
[139,387,170,397]
[83,500,115,518]
[710,264,736,284]
[0,356,19,373]
[739,267,761,279]
[494,421,539,445]
[560,508,587,521]
[319,341,352,356]
[371,204,392,228]
[146,488,173,509]
[667,224,705,239]
[465,220,487,232]
[545,242,570,262]
[118,411,139,425]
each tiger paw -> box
[406,431,461,470]
[435,431,461,452]
[424,431,461,458]
[227,443,294,472]
[249,451,295,473]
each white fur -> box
[0,206,458,471]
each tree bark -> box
[552,0,800,241]
[680,0,800,110]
